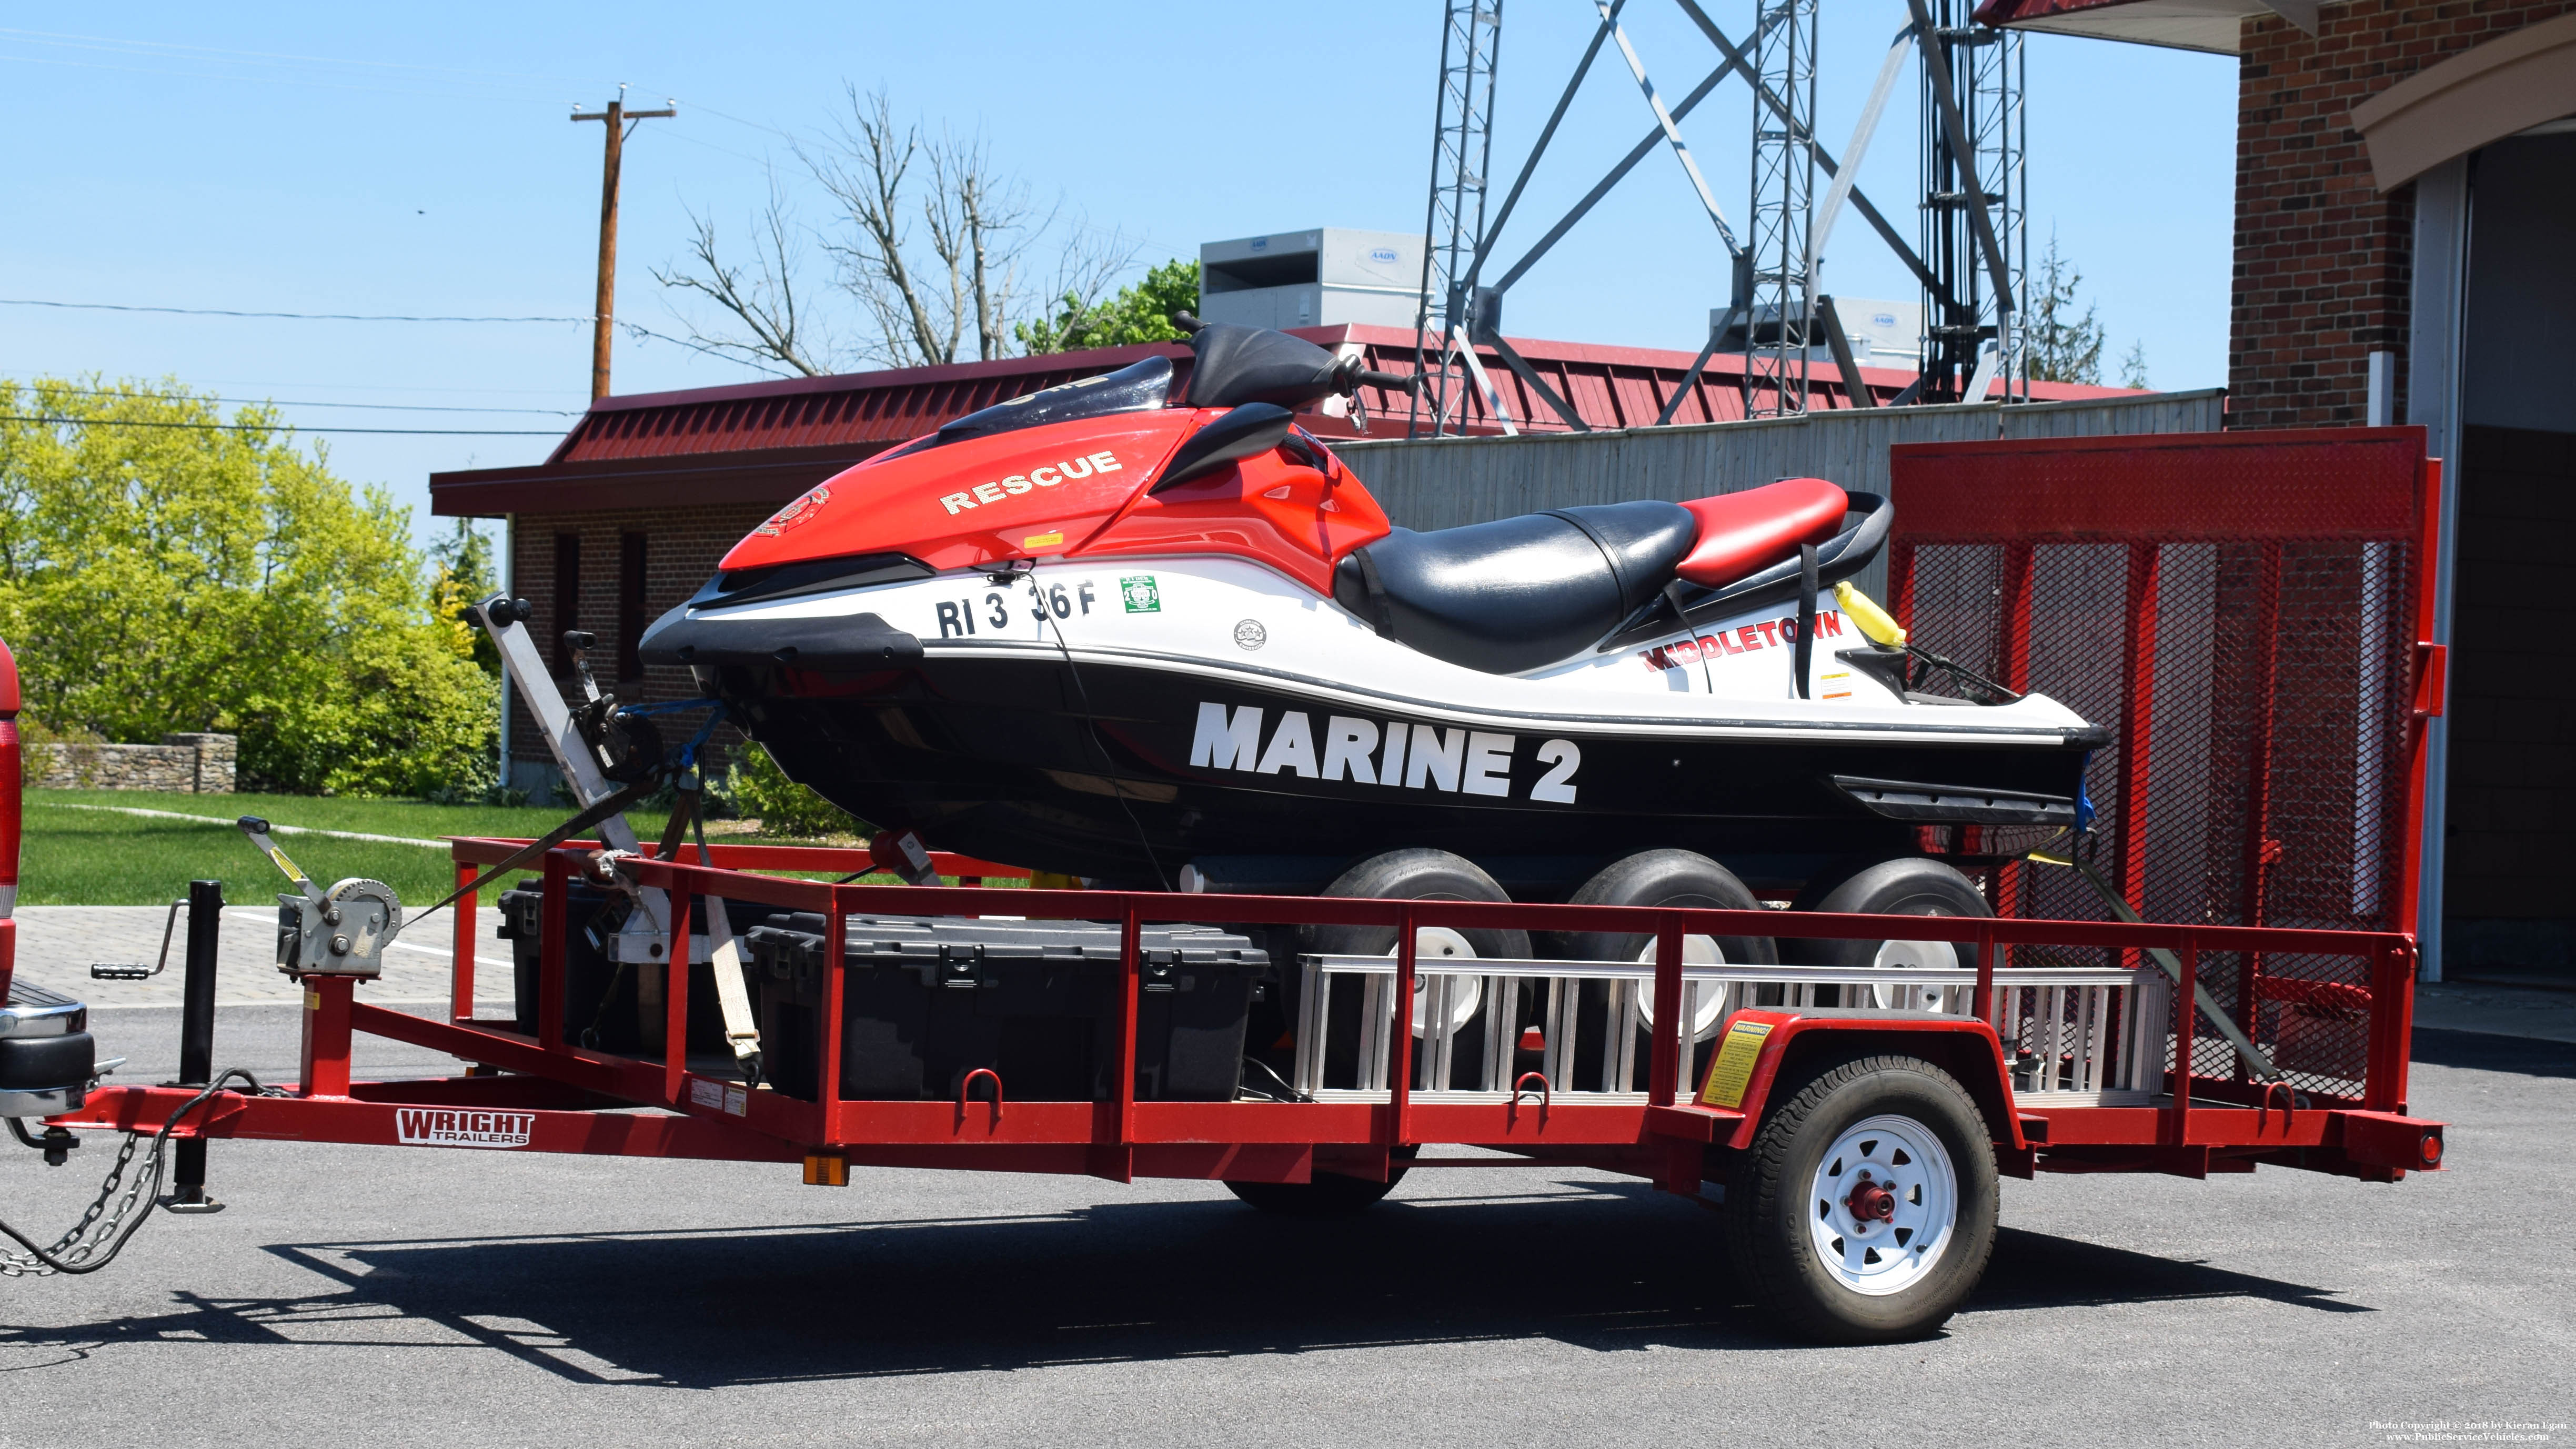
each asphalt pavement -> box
[1,984,2569,1445]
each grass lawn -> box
[15,788,910,907]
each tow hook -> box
[1845,1173,1895,1227]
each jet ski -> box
[641,319,2104,890]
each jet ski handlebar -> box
[1342,367,1422,395]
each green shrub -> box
[721,742,860,839]
[0,377,496,797]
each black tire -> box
[1784,856,1991,988]
[1223,1149,1416,1217]
[1539,849,1776,971]
[1300,849,1528,1093]
[1538,851,1776,1093]
[1722,1053,1999,1343]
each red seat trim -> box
[1674,478,1849,588]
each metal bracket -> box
[90,899,184,981]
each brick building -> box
[431,321,2118,800]
[1981,0,2576,971]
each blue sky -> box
[0,4,2237,552]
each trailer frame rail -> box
[47,835,2444,1190]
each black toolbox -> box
[743,913,1266,1103]
[495,882,787,1055]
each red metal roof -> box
[432,323,2140,517]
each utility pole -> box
[571,85,676,401]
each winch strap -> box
[396,776,659,933]
[1794,542,1818,701]
[1352,546,1396,639]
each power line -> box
[0,415,563,437]
[21,385,581,416]
[0,298,591,324]
[0,26,572,84]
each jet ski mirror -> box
[1150,402,1296,494]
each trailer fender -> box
[1698,1009,2025,1157]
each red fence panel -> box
[1889,428,2440,1105]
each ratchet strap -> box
[690,800,764,1084]
[1794,542,1818,701]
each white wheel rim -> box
[1868,937,1959,1009]
[1635,935,1727,1040]
[1806,1113,1958,1296]
[1394,927,1482,1037]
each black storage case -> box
[495,882,787,1055]
[743,913,1265,1103]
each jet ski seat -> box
[1675,477,1849,588]
[1332,501,1696,675]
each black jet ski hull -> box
[723,650,2099,886]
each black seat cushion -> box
[1332,501,1696,675]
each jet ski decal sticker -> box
[939,450,1124,515]
[753,483,831,538]
[1190,702,1579,803]
[1641,610,1845,671]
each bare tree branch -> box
[649,176,832,377]
[804,87,957,367]
[656,85,1174,375]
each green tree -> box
[429,517,501,676]
[0,378,497,797]
[1015,258,1199,354]
[2025,233,2106,386]
[2117,339,2151,390]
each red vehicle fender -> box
[1693,1009,2027,1155]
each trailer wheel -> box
[1787,857,1991,1010]
[1723,1054,1998,1343]
[1223,1150,1416,1218]
[1542,849,1775,1037]
[1297,850,1528,1092]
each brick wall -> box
[507,502,772,782]
[2231,1,2576,428]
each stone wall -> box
[33,732,237,793]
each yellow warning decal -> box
[1700,1020,1775,1108]
[1022,531,1065,549]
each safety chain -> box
[1,1069,279,1277]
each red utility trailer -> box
[33,833,2445,1342]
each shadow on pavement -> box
[0,1179,2361,1383]
[1978,1227,2368,1315]
[2411,1027,2576,1081]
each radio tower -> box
[1410,1,1504,438]
[1916,0,2025,401]
[1745,0,1818,418]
